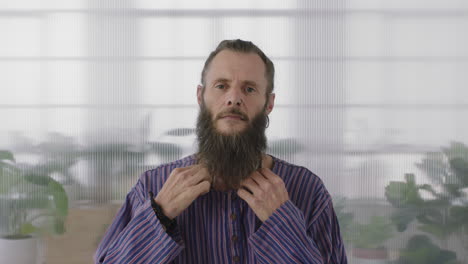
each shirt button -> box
[233,256,240,262]
[232,235,238,242]
[230,213,237,221]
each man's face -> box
[197,50,275,134]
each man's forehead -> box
[206,50,267,86]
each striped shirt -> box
[95,155,347,264]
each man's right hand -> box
[154,165,211,219]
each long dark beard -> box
[196,104,268,190]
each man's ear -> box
[197,85,203,106]
[265,93,275,115]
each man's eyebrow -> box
[212,78,258,87]
[213,78,230,84]
[243,80,258,87]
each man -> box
[95,39,347,263]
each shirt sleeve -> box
[248,199,347,264]
[94,179,185,264]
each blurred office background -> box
[1,0,468,263]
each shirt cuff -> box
[249,200,305,242]
[140,200,184,247]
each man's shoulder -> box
[272,156,321,183]
[272,156,332,219]
[272,156,329,197]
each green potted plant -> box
[395,234,459,264]
[385,142,468,263]
[0,150,68,264]
[350,215,394,263]
[333,197,354,249]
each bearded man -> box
[95,39,347,264]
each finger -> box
[237,188,255,206]
[182,164,202,174]
[186,167,211,186]
[172,180,208,208]
[168,165,198,181]
[175,165,202,181]
[240,177,262,195]
[251,171,269,186]
[164,165,199,189]
[186,180,211,199]
[177,164,199,172]
[259,168,282,181]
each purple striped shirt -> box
[95,155,347,263]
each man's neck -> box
[261,153,274,170]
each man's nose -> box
[226,88,243,107]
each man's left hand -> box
[237,168,289,222]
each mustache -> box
[215,108,249,121]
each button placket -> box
[230,213,237,221]
[230,192,243,263]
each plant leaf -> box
[449,157,468,187]
[0,150,15,162]
[19,223,39,235]
[47,178,69,219]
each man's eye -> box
[215,84,225,89]
[246,87,256,93]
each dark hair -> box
[200,39,275,95]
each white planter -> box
[0,236,44,264]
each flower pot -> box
[0,235,44,264]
